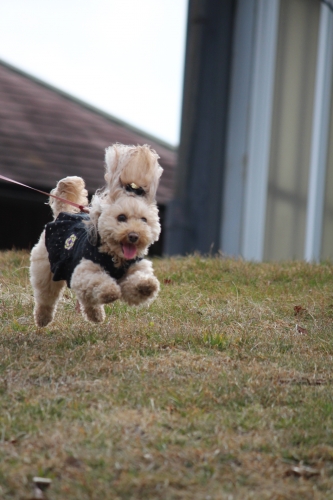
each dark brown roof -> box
[0,60,176,204]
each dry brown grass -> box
[1,251,333,499]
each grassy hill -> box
[0,251,333,499]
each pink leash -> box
[0,174,89,213]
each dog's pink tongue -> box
[122,243,137,260]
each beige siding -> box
[264,0,320,260]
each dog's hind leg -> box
[70,259,121,323]
[30,232,66,327]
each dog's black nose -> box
[128,232,139,243]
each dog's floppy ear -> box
[104,143,163,203]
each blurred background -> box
[0,0,332,261]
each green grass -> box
[1,251,333,499]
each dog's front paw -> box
[137,279,159,297]
[120,274,160,305]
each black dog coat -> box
[45,212,138,287]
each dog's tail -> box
[49,176,89,219]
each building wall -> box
[165,0,235,255]
[264,0,320,260]
[222,0,333,261]
[164,0,333,261]
[0,185,52,250]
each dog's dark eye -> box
[141,217,147,223]
[117,214,127,222]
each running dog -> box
[30,144,162,326]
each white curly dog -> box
[30,144,163,327]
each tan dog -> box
[30,144,162,327]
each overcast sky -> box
[0,0,188,146]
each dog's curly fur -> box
[30,144,162,327]
[104,143,163,203]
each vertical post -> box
[220,0,256,257]
[305,0,333,262]
[241,0,280,261]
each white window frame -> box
[305,0,333,262]
[221,0,280,261]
